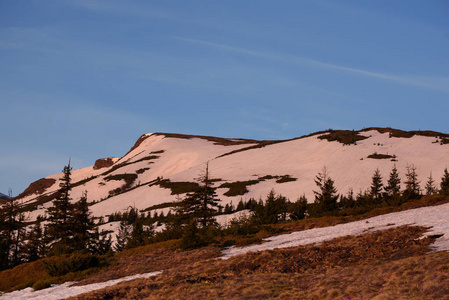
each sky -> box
[1,0,449,195]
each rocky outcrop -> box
[93,157,115,170]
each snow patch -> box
[222,202,449,259]
[0,271,162,300]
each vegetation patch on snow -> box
[220,175,297,196]
[318,129,368,145]
[141,202,181,212]
[275,175,297,183]
[156,179,200,195]
[219,180,261,196]
[136,168,150,174]
[154,132,259,146]
[104,174,138,185]
[363,127,449,139]
[367,153,396,160]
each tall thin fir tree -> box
[384,165,401,196]
[0,189,26,269]
[313,167,339,214]
[403,164,420,200]
[440,168,449,196]
[425,173,438,195]
[178,162,220,227]
[72,191,94,251]
[370,168,383,204]
[46,160,76,254]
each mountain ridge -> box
[14,127,449,221]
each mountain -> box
[16,128,449,221]
[0,192,10,205]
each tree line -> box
[1,162,449,271]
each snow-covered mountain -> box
[15,128,449,220]
[0,192,10,205]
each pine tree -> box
[89,227,112,255]
[425,173,438,195]
[24,220,44,262]
[340,188,355,210]
[384,165,401,196]
[440,168,449,196]
[179,219,205,250]
[313,167,339,214]
[403,164,420,200]
[114,220,129,252]
[126,219,153,249]
[177,162,220,227]
[0,189,26,269]
[72,191,94,251]
[46,161,75,254]
[370,168,383,204]
[289,195,308,221]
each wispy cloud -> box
[178,37,449,93]
[65,0,176,21]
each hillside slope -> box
[16,128,449,220]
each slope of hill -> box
[15,128,449,221]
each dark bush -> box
[43,253,100,277]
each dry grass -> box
[70,226,449,300]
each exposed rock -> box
[16,178,56,199]
[93,158,115,170]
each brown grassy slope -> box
[71,226,449,300]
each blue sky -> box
[1,0,448,195]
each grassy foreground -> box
[1,195,448,298]
[69,226,449,300]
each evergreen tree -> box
[0,189,26,269]
[72,191,94,251]
[24,220,44,262]
[179,219,205,250]
[126,219,153,249]
[89,227,112,255]
[289,195,308,221]
[253,190,288,224]
[313,167,339,214]
[340,189,355,210]
[403,164,420,200]
[425,173,438,195]
[177,162,220,227]
[370,168,383,204]
[114,220,129,252]
[440,168,449,196]
[46,161,75,254]
[384,165,401,197]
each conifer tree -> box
[72,191,94,251]
[46,161,75,254]
[0,189,26,269]
[370,168,383,204]
[340,188,355,210]
[313,167,339,214]
[179,219,205,250]
[89,227,112,255]
[425,173,438,195]
[178,162,220,227]
[114,220,129,252]
[24,220,44,262]
[289,195,308,221]
[384,165,401,196]
[440,168,449,196]
[126,218,153,249]
[403,164,420,200]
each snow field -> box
[0,271,162,300]
[222,202,449,259]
